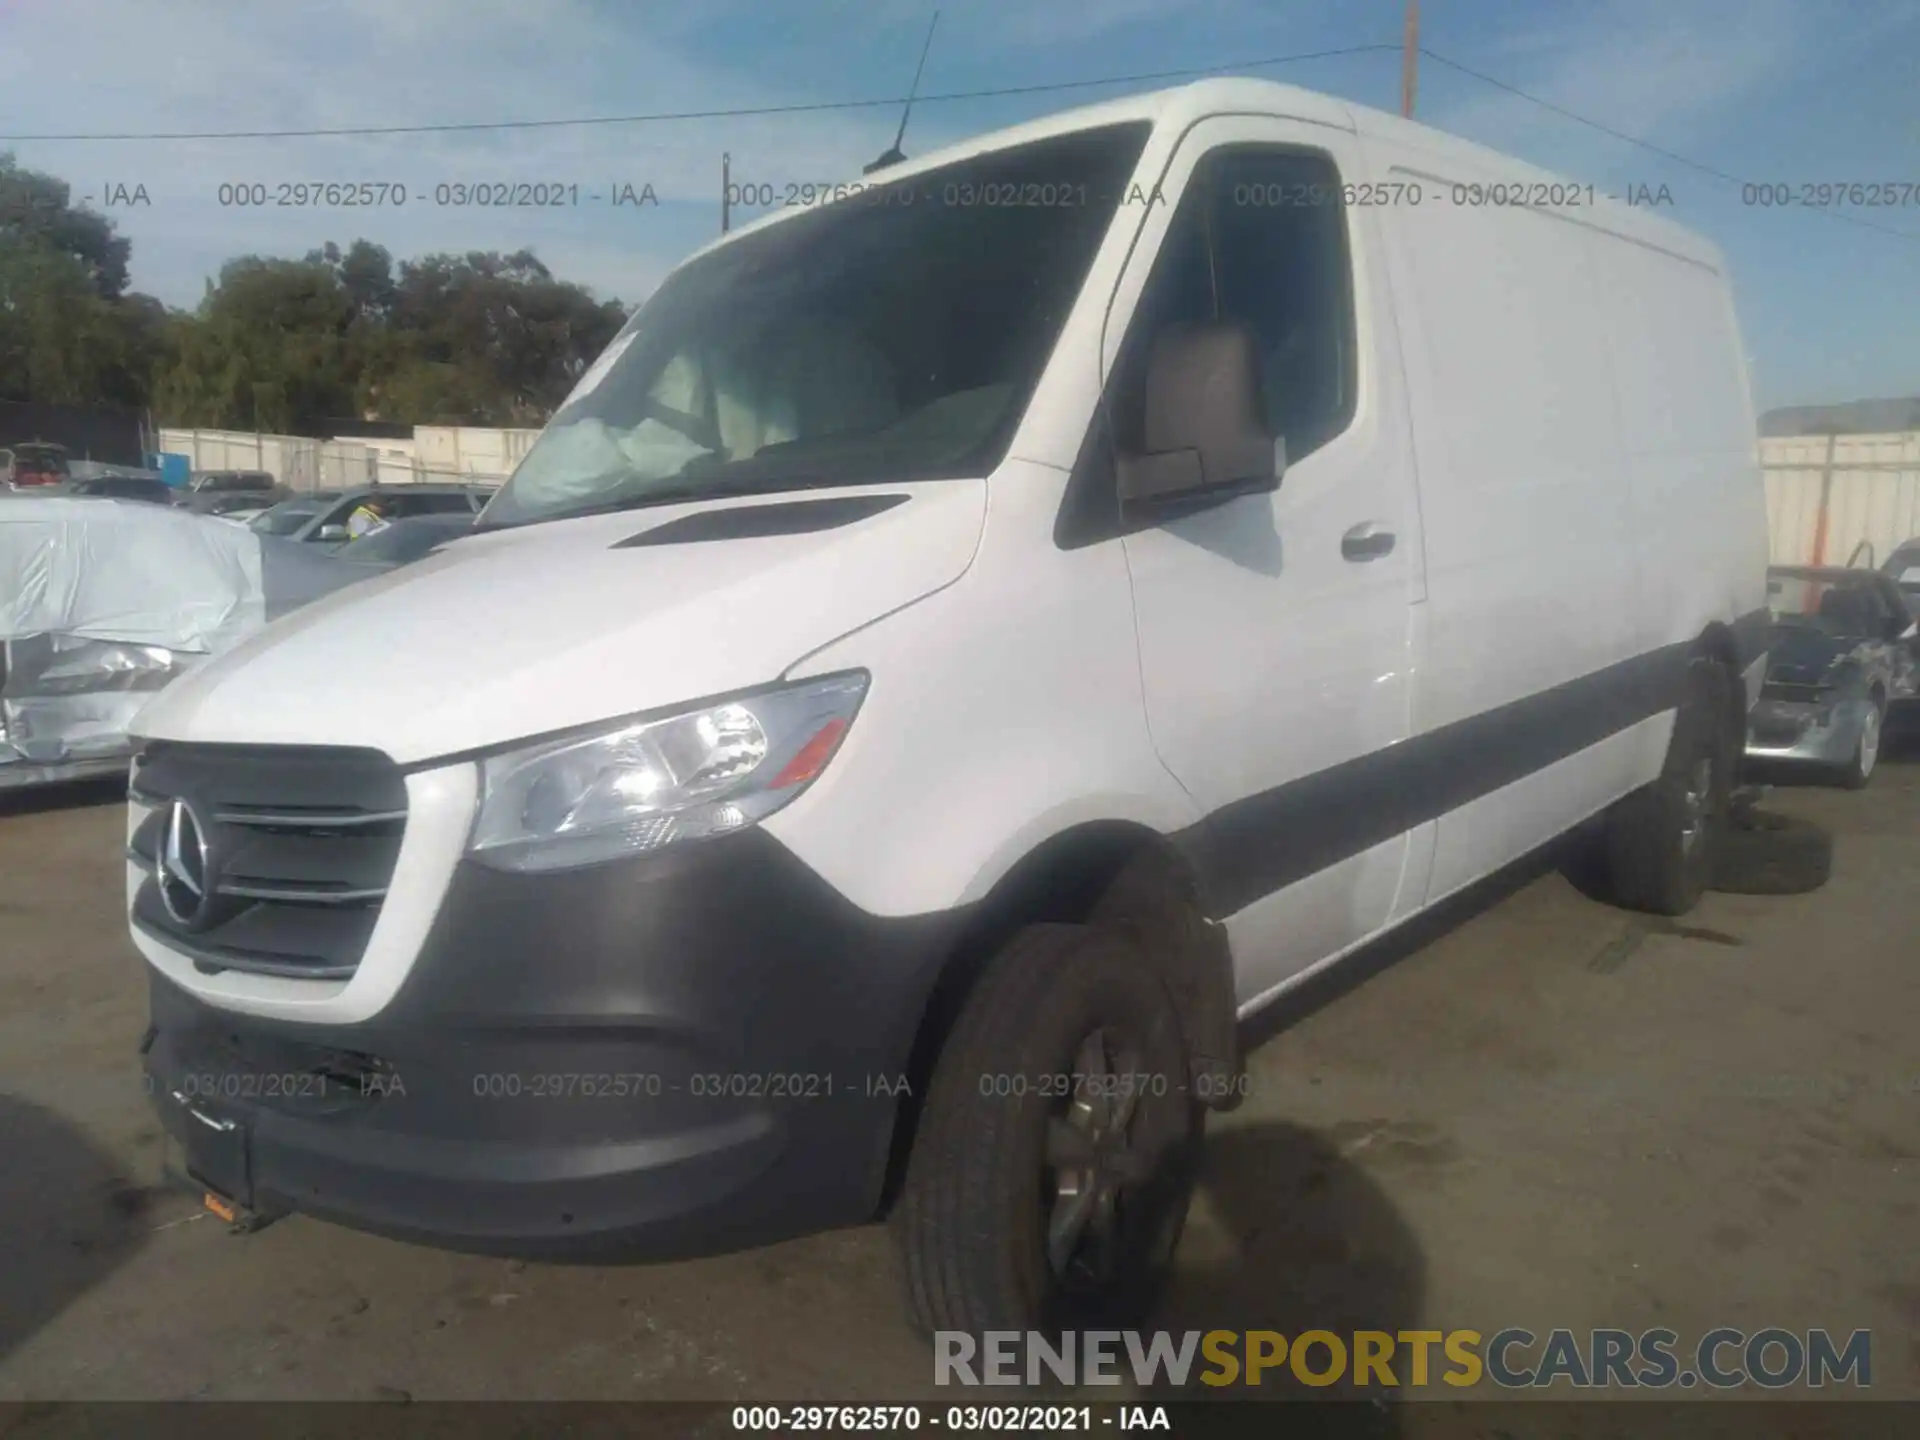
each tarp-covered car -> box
[0,498,358,789]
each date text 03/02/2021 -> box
[730,1406,1171,1432]
[211,180,659,207]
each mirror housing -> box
[1116,320,1281,521]
[314,523,349,543]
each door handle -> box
[1341,521,1396,561]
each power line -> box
[5,39,1909,247]
[1419,48,1919,245]
[1418,50,1748,185]
[0,46,1395,142]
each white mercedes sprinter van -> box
[125,79,1769,1334]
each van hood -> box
[133,481,985,763]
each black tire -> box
[1711,809,1833,894]
[1839,697,1885,791]
[1600,657,1735,916]
[893,923,1203,1338]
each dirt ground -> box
[1,734,1915,1425]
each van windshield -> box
[479,122,1151,529]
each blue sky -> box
[1,0,1914,411]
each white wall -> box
[157,427,526,492]
[413,426,540,479]
[1761,431,1920,567]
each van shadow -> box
[1146,1122,1419,1434]
[1130,844,1593,1429]
[1164,496,1285,576]
[0,1094,158,1366]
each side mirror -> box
[1116,320,1281,521]
[315,523,349,543]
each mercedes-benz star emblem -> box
[157,798,216,929]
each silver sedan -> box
[1745,566,1918,788]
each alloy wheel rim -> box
[1043,1026,1151,1287]
[1680,756,1714,854]
[1859,707,1880,778]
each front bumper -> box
[142,827,963,1260]
[1744,696,1871,767]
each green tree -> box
[4,153,631,425]
[0,153,168,405]
[0,152,132,298]
[381,248,627,424]
[155,256,358,429]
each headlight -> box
[468,672,867,872]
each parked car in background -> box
[0,498,366,791]
[246,482,494,547]
[177,469,286,516]
[1883,538,1920,604]
[3,441,72,490]
[329,511,477,571]
[1746,565,1919,787]
[43,474,178,505]
[247,491,344,539]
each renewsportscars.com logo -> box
[934,1327,1873,1390]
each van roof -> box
[678,75,1721,276]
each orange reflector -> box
[203,1192,237,1223]
[769,716,850,789]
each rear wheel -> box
[893,923,1202,1336]
[1600,657,1734,916]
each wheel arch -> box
[1694,619,1739,674]
[874,819,1238,1217]
[1693,621,1746,754]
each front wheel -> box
[1840,699,1884,790]
[892,924,1203,1336]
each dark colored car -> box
[248,483,495,547]
[246,491,345,538]
[1884,539,1920,604]
[45,474,179,505]
[1745,565,1919,788]
[330,512,478,571]
[3,441,72,489]
[178,470,287,516]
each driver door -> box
[1102,119,1424,1006]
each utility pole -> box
[1401,0,1421,118]
[721,153,732,233]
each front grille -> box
[128,742,408,981]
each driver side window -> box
[315,498,361,537]
[1061,142,1359,546]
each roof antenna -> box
[863,10,939,175]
